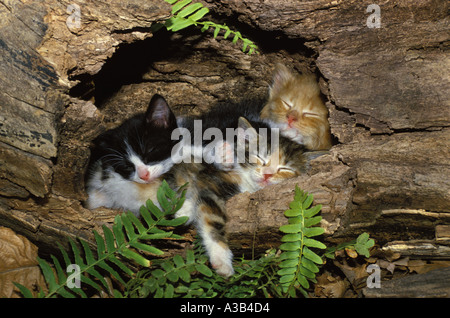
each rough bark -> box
[0,0,449,272]
[362,266,450,298]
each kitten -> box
[85,94,178,215]
[175,99,266,171]
[260,64,332,151]
[169,113,309,277]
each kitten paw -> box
[209,245,234,277]
[211,259,235,278]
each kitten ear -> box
[269,63,294,95]
[145,94,177,129]
[237,117,258,141]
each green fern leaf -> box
[297,274,309,289]
[50,255,66,285]
[299,265,316,279]
[113,217,126,246]
[304,215,322,227]
[13,283,34,298]
[303,237,327,249]
[281,233,302,242]
[277,186,326,297]
[102,225,116,253]
[120,247,151,267]
[186,249,195,265]
[68,238,84,267]
[279,223,302,234]
[280,258,299,268]
[121,214,138,240]
[178,268,191,283]
[213,25,221,38]
[279,273,295,284]
[195,263,213,277]
[38,258,58,293]
[302,194,314,209]
[304,204,322,218]
[171,0,192,14]
[93,230,106,257]
[302,247,323,265]
[303,226,325,238]
[223,28,232,39]
[173,254,185,267]
[79,240,96,264]
[178,3,204,18]
[129,241,164,256]
[165,284,175,297]
[189,7,209,21]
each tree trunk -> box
[0,0,449,273]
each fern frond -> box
[15,181,189,298]
[278,186,325,297]
[162,0,259,54]
[323,232,375,259]
[129,246,216,298]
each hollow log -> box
[0,0,449,267]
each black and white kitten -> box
[85,94,177,214]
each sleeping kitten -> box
[85,94,178,215]
[175,99,267,171]
[260,64,332,150]
[169,114,309,277]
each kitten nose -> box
[287,114,297,126]
[137,166,150,181]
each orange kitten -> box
[260,64,332,150]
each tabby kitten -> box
[168,114,309,277]
[260,64,332,150]
[85,94,178,215]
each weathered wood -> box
[0,142,53,197]
[362,266,450,298]
[382,241,450,260]
[0,0,448,279]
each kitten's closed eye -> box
[277,167,294,173]
[302,111,320,119]
[281,99,292,110]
